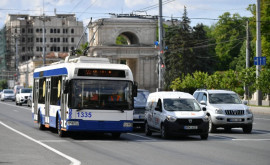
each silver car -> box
[193,89,253,133]
[1,89,15,101]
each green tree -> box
[213,12,246,70]
[0,80,8,90]
[257,68,270,96]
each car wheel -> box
[161,124,169,139]
[208,116,216,133]
[243,124,252,133]
[145,122,152,136]
[200,134,208,140]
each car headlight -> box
[202,115,209,122]
[215,108,223,114]
[166,115,177,122]
[246,108,253,114]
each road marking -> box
[255,118,270,121]
[232,139,270,141]
[0,121,81,165]
[0,102,31,111]
[127,133,157,141]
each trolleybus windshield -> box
[69,79,133,110]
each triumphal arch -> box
[88,14,158,92]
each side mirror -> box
[63,80,70,94]
[202,107,207,111]
[133,81,138,97]
[243,100,248,105]
[200,100,206,105]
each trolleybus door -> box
[60,77,67,129]
[33,79,39,122]
[45,78,51,127]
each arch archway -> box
[115,32,139,45]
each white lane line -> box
[255,118,270,121]
[0,102,31,111]
[232,139,270,141]
[0,121,81,165]
[127,133,157,141]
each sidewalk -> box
[249,106,270,115]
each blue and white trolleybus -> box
[32,56,137,137]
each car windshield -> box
[163,99,201,111]
[4,90,13,94]
[70,80,133,110]
[21,88,32,93]
[134,90,149,107]
[209,93,242,104]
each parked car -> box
[14,85,24,97]
[1,89,15,101]
[27,92,32,107]
[193,89,253,133]
[15,88,32,106]
[144,91,209,139]
[133,89,150,128]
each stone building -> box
[88,15,159,91]
[2,13,86,83]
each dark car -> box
[133,89,150,128]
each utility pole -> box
[158,0,164,91]
[256,0,262,105]
[12,34,20,84]
[244,20,250,100]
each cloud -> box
[124,0,145,8]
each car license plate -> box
[184,126,198,130]
[229,118,242,122]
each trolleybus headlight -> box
[123,122,133,127]
[166,115,177,122]
[67,121,79,126]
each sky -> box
[0,0,256,28]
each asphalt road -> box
[0,101,270,165]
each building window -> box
[36,29,39,33]
[22,47,25,52]
[54,29,56,33]
[22,37,25,42]
[15,28,17,33]
[71,38,74,43]
[36,38,39,42]
[36,47,39,51]
[57,29,60,33]
[71,29,74,33]
[22,28,25,33]
[50,29,53,33]
[57,38,60,42]
[50,38,53,42]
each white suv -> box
[15,88,32,106]
[193,89,253,133]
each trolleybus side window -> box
[50,76,62,105]
[38,78,46,104]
